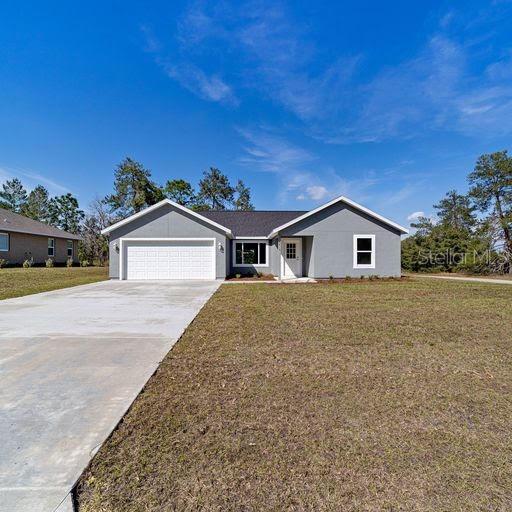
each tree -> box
[22,185,50,222]
[79,199,112,266]
[433,190,476,232]
[197,167,234,210]
[468,151,512,271]
[0,178,27,212]
[233,180,254,211]
[410,216,435,237]
[105,157,164,217]
[48,193,85,234]
[163,179,196,206]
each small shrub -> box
[79,259,89,267]
[23,257,34,268]
[235,273,242,279]
[360,275,365,279]
[344,275,351,281]
[0,258,7,268]
[45,258,54,268]
[328,275,334,282]
[66,257,74,267]
[257,271,263,278]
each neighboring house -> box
[0,208,80,265]
[101,195,408,280]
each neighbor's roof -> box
[0,208,81,240]
[199,210,307,237]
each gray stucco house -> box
[0,208,80,265]
[102,195,408,280]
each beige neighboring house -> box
[0,208,81,265]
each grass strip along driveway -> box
[0,267,108,300]
[76,279,512,511]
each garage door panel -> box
[125,240,215,280]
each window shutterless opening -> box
[48,238,55,257]
[353,234,375,269]
[234,241,268,266]
[67,240,73,258]
[0,232,9,252]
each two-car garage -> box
[121,239,216,280]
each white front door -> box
[281,238,302,278]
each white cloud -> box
[170,1,512,142]
[235,128,398,206]
[236,127,315,172]
[0,165,70,196]
[141,26,237,105]
[162,62,237,104]
[297,185,328,201]
[407,211,425,221]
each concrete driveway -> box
[0,280,221,512]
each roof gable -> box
[269,196,408,236]
[100,199,233,237]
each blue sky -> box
[1,1,511,227]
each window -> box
[234,241,267,266]
[48,238,55,257]
[353,235,375,268]
[0,232,9,252]
[286,242,296,259]
[67,240,73,258]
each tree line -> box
[0,157,254,265]
[402,150,512,274]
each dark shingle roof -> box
[0,208,81,240]
[198,210,307,237]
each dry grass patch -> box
[76,279,512,511]
[0,266,108,300]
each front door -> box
[282,238,302,278]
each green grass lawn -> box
[0,266,109,300]
[76,279,512,511]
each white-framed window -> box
[234,241,268,266]
[353,234,375,269]
[48,238,55,257]
[285,242,296,260]
[67,240,73,258]
[0,232,9,252]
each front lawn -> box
[76,279,512,511]
[0,266,109,300]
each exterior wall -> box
[278,202,402,278]
[0,232,78,265]
[228,239,280,276]
[302,236,314,277]
[107,203,228,279]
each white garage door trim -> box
[119,238,216,281]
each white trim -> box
[101,199,233,237]
[119,237,216,280]
[269,195,409,237]
[233,236,269,239]
[233,239,269,267]
[0,232,9,252]
[280,237,303,278]
[353,234,375,269]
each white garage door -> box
[124,240,215,280]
